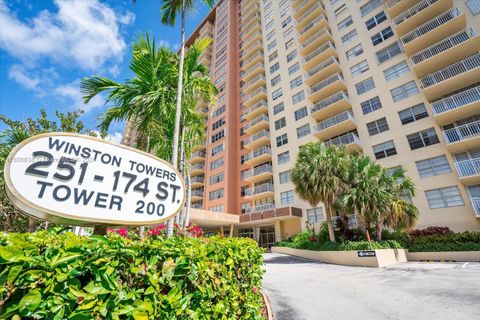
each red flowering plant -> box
[107,223,204,240]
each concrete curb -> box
[260,290,274,320]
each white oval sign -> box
[4,133,185,226]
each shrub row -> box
[0,232,265,319]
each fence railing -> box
[431,85,480,115]
[455,158,480,177]
[470,198,480,215]
[325,132,361,147]
[308,73,343,95]
[420,53,480,88]
[393,0,439,25]
[301,27,330,50]
[311,91,349,114]
[315,110,355,132]
[443,120,480,144]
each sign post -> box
[4,133,185,227]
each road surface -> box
[263,253,480,320]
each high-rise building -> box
[167,0,480,245]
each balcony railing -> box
[302,41,334,63]
[192,202,203,209]
[246,203,275,213]
[401,8,462,45]
[246,183,274,196]
[241,62,264,79]
[244,130,270,145]
[420,53,480,88]
[443,120,480,144]
[241,2,259,18]
[301,27,329,50]
[471,197,480,215]
[295,0,313,12]
[385,0,402,9]
[411,28,477,65]
[393,0,439,25]
[305,56,337,79]
[311,91,349,114]
[242,50,264,66]
[308,73,343,95]
[191,150,206,158]
[324,132,361,147]
[297,3,323,23]
[243,86,266,102]
[242,74,265,90]
[192,190,204,197]
[242,31,262,47]
[456,158,480,177]
[253,163,273,176]
[191,176,205,184]
[246,146,271,161]
[240,12,261,33]
[191,163,205,171]
[431,85,480,115]
[315,110,355,132]
[244,114,268,130]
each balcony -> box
[191,189,204,201]
[471,197,480,216]
[241,62,264,82]
[196,105,209,117]
[393,0,453,36]
[411,28,479,77]
[242,74,266,96]
[420,53,480,100]
[304,56,341,86]
[244,164,273,183]
[298,15,329,43]
[244,114,269,135]
[245,146,272,166]
[191,175,205,188]
[243,86,267,107]
[443,120,480,153]
[243,99,268,121]
[324,132,362,151]
[293,0,317,17]
[310,91,351,121]
[313,110,357,141]
[295,4,325,31]
[240,16,261,39]
[308,73,346,104]
[385,0,418,19]
[241,41,263,62]
[245,203,275,214]
[241,31,262,50]
[241,2,260,20]
[241,50,264,70]
[431,85,480,125]
[192,140,206,152]
[300,27,333,57]
[244,129,270,150]
[190,163,205,176]
[301,41,336,71]
[400,8,465,55]
[245,183,274,201]
[456,158,480,184]
[190,150,206,164]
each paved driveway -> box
[262,253,480,320]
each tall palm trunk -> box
[183,168,192,229]
[167,0,186,238]
[324,204,336,242]
[176,120,187,226]
[139,134,151,240]
[28,218,37,233]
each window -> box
[278,151,290,164]
[287,50,297,62]
[270,62,280,74]
[272,88,283,100]
[391,81,418,102]
[346,44,363,60]
[273,102,284,115]
[290,76,302,89]
[212,118,225,131]
[297,124,311,138]
[271,75,281,87]
[288,62,300,75]
[337,16,353,31]
[211,143,224,156]
[416,155,451,178]
[350,60,369,77]
[355,77,375,95]
[425,186,464,209]
[279,171,291,184]
[376,41,402,63]
[366,11,387,30]
[268,51,278,62]
[334,4,347,17]
[211,129,225,143]
[209,188,224,200]
[407,128,439,150]
[280,190,294,205]
[276,133,288,147]
[292,91,305,104]
[213,105,226,118]
[373,140,397,159]
[383,61,409,81]
[371,27,394,46]
[360,0,382,16]
[398,103,428,125]
[307,207,324,223]
[341,29,358,45]
[283,26,294,38]
[285,38,294,50]
[466,0,480,15]
[282,16,292,28]
[211,157,224,170]
[210,172,225,184]
[275,117,286,130]
[294,107,308,120]
[209,204,224,212]
[266,19,274,31]
[361,96,382,115]
[266,30,275,41]
[367,117,389,136]
[268,40,277,51]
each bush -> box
[409,226,453,238]
[408,242,480,252]
[407,231,480,252]
[0,232,264,319]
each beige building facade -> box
[129,0,480,246]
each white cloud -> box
[0,0,134,71]
[107,131,123,144]
[8,64,41,92]
[54,80,104,113]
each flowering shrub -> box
[0,231,264,319]
[108,224,204,239]
[409,226,453,238]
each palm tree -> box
[291,143,348,242]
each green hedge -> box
[408,231,480,252]
[0,232,264,319]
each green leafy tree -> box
[0,110,96,232]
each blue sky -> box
[0,0,211,142]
